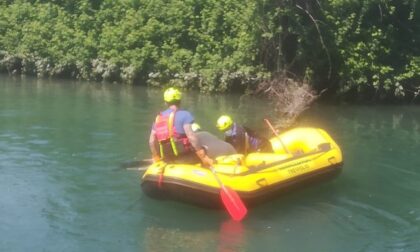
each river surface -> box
[1,75,419,252]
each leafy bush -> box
[0,0,418,102]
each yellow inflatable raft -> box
[141,127,343,208]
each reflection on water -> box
[218,220,245,252]
[1,75,420,251]
[144,226,216,251]
[142,220,245,252]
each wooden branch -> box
[296,4,332,79]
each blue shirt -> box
[224,123,239,137]
[153,108,194,135]
[224,123,261,153]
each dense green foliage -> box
[0,0,419,102]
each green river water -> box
[1,75,419,252]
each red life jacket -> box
[154,110,191,159]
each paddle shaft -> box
[211,167,225,189]
[264,119,290,154]
[120,159,153,169]
[125,166,148,171]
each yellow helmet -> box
[216,115,233,131]
[191,123,201,132]
[163,87,182,102]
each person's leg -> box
[259,138,274,152]
[196,131,237,158]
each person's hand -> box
[201,155,214,167]
[195,149,214,167]
[152,155,161,163]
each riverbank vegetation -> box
[0,0,419,102]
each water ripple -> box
[340,197,411,227]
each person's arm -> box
[184,124,214,167]
[184,123,200,150]
[149,129,160,162]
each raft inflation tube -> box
[141,127,343,208]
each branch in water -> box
[256,73,322,130]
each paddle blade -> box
[220,187,248,221]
